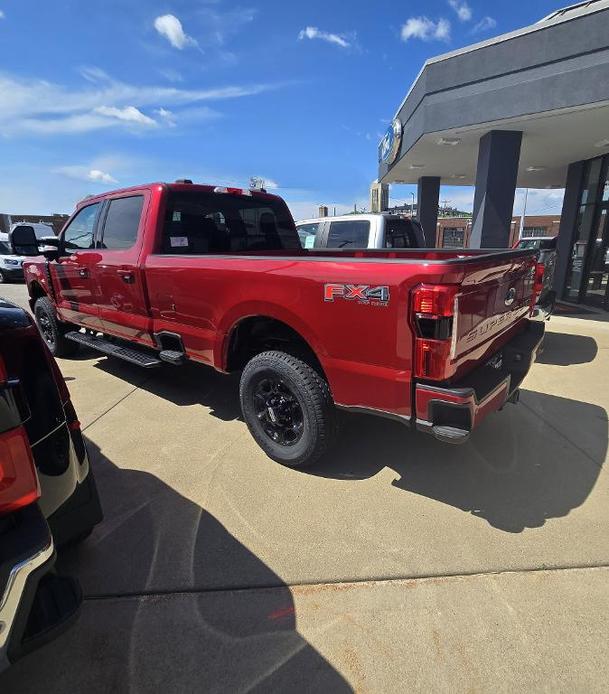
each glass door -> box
[582,206,609,309]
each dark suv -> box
[0,299,102,671]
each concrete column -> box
[470,130,523,248]
[554,161,584,297]
[416,176,440,246]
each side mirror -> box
[39,236,61,261]
[9,225,39,256]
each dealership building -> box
[378,0,609,310]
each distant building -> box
[369,180,389,213]
[436,215,560,248]
[0,212,68,236]
[318,205,329,218]
[386,203,417,216]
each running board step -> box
[159,349,187,365]
[431,425,470,444]
[65,331,162,368]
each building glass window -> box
[583,208,609,308]
[442,227,465,248]
[562,154,609,308]
[564,156,606,302]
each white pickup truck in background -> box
[295,213,426,250]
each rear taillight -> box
[531,262,545,312]
[0,355,40,515]
[0,427,40,516]
[412,284,458,380]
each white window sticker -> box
[170,236,189,248]
[304,235,315,249]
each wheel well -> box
[28,281,47,310]
[226,317,325,377]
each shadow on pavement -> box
[94,357,242,421]
[316,390,607,533]
[537,331,598,365]
[0,440,350,693]
[86,357,607,534]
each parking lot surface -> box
[1,282,608,692]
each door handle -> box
[118,270,135,284]
[78,267,89,278]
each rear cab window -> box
[326,220,370,248]
[99,195,144,251]
[159,191,301,254]
[384,218,422,248]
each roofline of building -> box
[392,0,609,121]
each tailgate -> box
[451,252,536,367]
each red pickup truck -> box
[13,181,544,468]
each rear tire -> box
[34,296,79,358]
[240,350,336,468]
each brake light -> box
[213,186,253,196]
[0,426,40,516]
[412,284,458,380]
[413,284,457,318]
[530,262,545,312]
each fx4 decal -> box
[324,283,390,305]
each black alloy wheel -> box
[252,376,305,446]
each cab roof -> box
[76,182,282,208]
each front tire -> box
[34,296,79,358]
[240,350,336,468]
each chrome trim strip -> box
[336,403,411,424]
[0,538,54,654]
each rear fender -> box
[216,302,326,372]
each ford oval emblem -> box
[504,287,516,306]
[379,118,403,165]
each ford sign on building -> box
[378,119,403,166]
[380,0,609,312]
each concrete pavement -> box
[1,282,608,692]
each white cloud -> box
[298,26,350,48]
[54,165,118,185]
[472,16,497,33]
[88,169,117,184]
[154,14,198,50]
[401,17,451,42]
[95,105,156,126]
[154,107,176,127]
[79,66,111,83]
[0,70,280,136]
[448,0,472,22]
[0,10,5,19]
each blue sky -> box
[0,0,565,219]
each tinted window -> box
[326,220,369,248]
[384,218,421,248]
[160,191,300,254]
[100,196,144,250]
[63,203,101,250]
[0,241,11,254]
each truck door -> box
[54,201,104,330]
[94,193,153,345]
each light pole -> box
[411,191,416,216]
